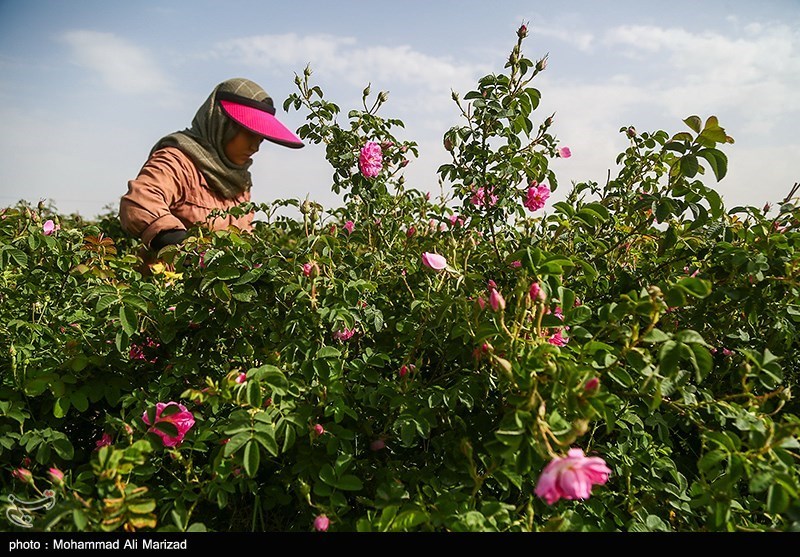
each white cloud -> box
[603,23,800,127]
[211,33,491,117]
[61,30,172,96]
[535,27,595,52]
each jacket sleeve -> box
[119,148,189,249]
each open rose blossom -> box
[534,448,611,504]
[524,181,550,212]
[95,432,113,450]
[42,219,58,235]
[359,141,383,178]
[142,402,195,448]
[421,252,447,271]
[332,327,355,342]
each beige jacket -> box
[120,147,254,248]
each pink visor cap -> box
[217,91,304,149]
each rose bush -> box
[1,27,799,532]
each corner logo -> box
[5,490,56,528]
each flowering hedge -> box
[1,27,799,532]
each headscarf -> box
[152,78,271,199]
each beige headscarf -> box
[152,78,271,199]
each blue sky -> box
[1,0,798,219]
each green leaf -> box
[232,285,257,302]
[281,424,296,453]
[52,437,74,460]
[0,246,28,269]
[642,328,671,343]
[213,266,241,281]
[663,141,687,154]
[128,500,157,514]
[261,371,289,396]
[607,367,633,387]
[213,281,231,303]
[253,428,279,457]
[70,390,89,412]
[246,380,262,407]
[689,344,713,383]
[121,294,149,313]
[698,449,727,473]
[683,115,702,133]
[767,483,789,514]
[73,510,88,530]
[675,330,708,345]
[317,346,342,359]
[390,509,430,531]
[665,287,686,308]
[95,295,118,313]
[119,306,138,336]
[675,277,712,298]
[697,149,728,181]
[243,441,260,477]
[655,198,674,223]
[679,155,699,178]
[153,421,179,438]
[319,464,337,487]
[659,340,682,376]
[335,474,364,491]
[53,397,70,418]
[160,404,183,417]
[223,432,250,457]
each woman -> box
[119,77,304,254]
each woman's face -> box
[224,127,264,165]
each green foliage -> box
[2,27,799,532]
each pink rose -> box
[142,402,195,448]
[421,252,447,271]
[12,468,33,485]
[558,146,572,158]
[332,327,355,342]
[529,282,545,301]
[95,432,113,450]
[343,220,355,235]
[524,181,550,212]
[370,439,386,451]
[235,373,247,384]
[547,330,569,347]
[534,448,611,504]
[313,424,325,436]
[406,226,416,238]
[359,141,383,178]
[47,467,65,486]
[314,514,330,532]
[470,186,498,208]
[489,289,506,312]
[42,219,58,235]
[584,377,600,392]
